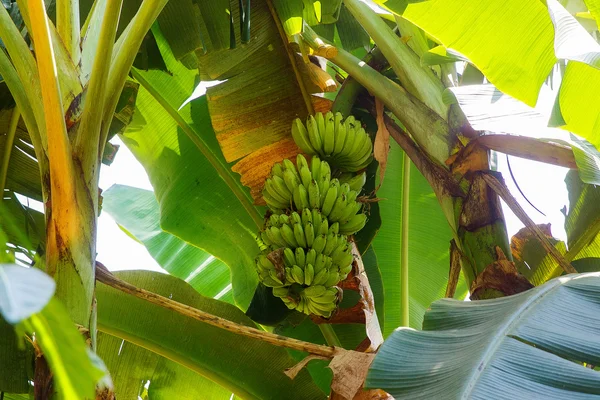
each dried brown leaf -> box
[329,349,376,400]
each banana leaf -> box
[367,272,600,399]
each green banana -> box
[321,186,338,215]
[293,184,309,209]
[301,208,312,226]
[304,222,315,247]
[312,234,326,254]
[272,287,289,298]
[291,118,315,154]
[304,264,314,285]
[333,112,346,154]
[324,271,340,287]
[280,224,297,247]
[323,111,335,155]
[295,247,306,268]
[339,213,367,235]
[311,155,321,181]
[300,165,312,189]
[291,211,302,225]
[306,248,317,266]
[303,285,326,298]
[283,168,300,193]
[306,115,323,151]
[308,180,320,208]
[312,268,328,285]
[328,195,348,222]
[294,223,307,248]
[284,248,296,266]
[318,219,329,235]
[292,265,305,284]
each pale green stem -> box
[130,69,264,229]
[318,324,342,347]
[344,0,448,119]
[301,26,450,165]
[400,154,410,327]
[0,108,20,202]
[0,4,45,145]
[100,0,170,154]
[56,0,81,65]
[74,0,124,189]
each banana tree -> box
[1,0,600,398]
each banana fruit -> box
[254,112,374,318]
[291,112,373,172]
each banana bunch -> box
[273,285,341,318]
[262,154,367,235]
[254,112,373,318]
[291,112,373,172]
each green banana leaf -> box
[565,170,600,259]
[366,272,600,399]
[372,141,468,336]
[96,270,326,400]
[97,333,233,399]
[377,0,600,151]
[102,185,233,303]
[121,25,261,309]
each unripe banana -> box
[323,112,335,155]
[311,209,322,229]
[284,248,296,266]
[306,248,317,266]
[295,247,306,268]
[283,169,300,193]
[339,200,360,224]
[324,271,340,287]
[263,190,288,210]
[292,265,305,284]
[339,213,367,235]
[328,195,348,222]
[333,113,347,155]
[313,268,328,285]
[291,211,302,225]
[308,180,320,209]
[303,285,326,298]
[268,214,280,227]
[283,159,300,181]
[301,209,312,226]
[293,184,309,209]
[304,222,315,247]
[294,223,307,248]
[315,112,326,142]
[292,118,315,154]
[271,163,285,179]
[300,166,312,189]
[345,172,366,193]
[304,264,314,285]
[264,179,289,204]
[311,155,321,181]
[306,115,323,151]
[280,224,297,247]
[318,219,329,235]
[339,126,357,158]
[279,214,290,226]
[312,234,326,254]
[328,222,340,235]
[263,276,284,287]
[321,186,338,215]
[273,287,289,298]
[314,253,328,273]
[323,233,337,255]
[268,269,284,285]
[297,153,309,170]
[258,255,275,270]
[331,243,349,263]
[285,268,294,284]
[266,226,286,248]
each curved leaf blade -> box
[96,271,326,400]
[122,27,261,309]
[102,185,232,301]
[0,264,54,323]
[366,273,600,399]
